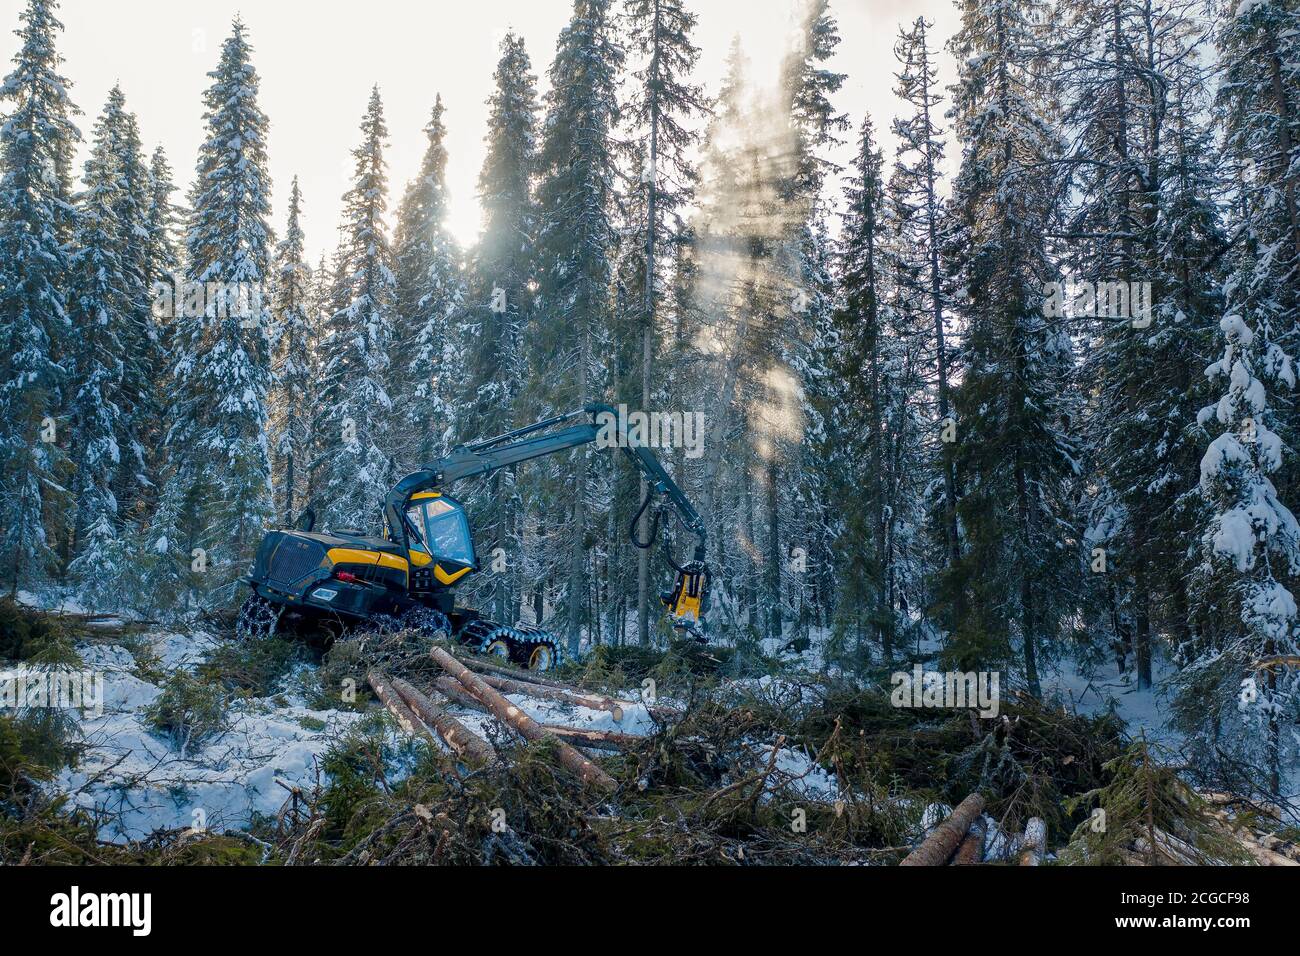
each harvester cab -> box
[393,492,478,590]
[241,404,710,669]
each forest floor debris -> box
[2,597,1295,865]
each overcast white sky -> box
[4,0,960,259]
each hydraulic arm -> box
[382,403,710,631]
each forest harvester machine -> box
[238,404,710,671]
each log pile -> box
[1195,794,1298,866]
[1106,793,1299,866]
[368,670,495,767]
[428,647,618,791]
[390,676,495,768]
[900,794,986,866]
[895,791,1300,866]
[368,648,1300,864]
[368,645,656,793]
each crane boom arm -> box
[382,404,706,559]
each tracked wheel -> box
[459,620,562,671]
[510,624,562,672]
[525,642,557,671]
[236,593,282,642]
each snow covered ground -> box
[35,617,844,841]
[52,630,379,843]
[7,591,1211,843]
[12,596,663,842]
[1041,652,1182,746]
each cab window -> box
[406,496,475,566]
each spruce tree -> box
[392,96,462,472]
[269,177,314,524]
[620,0,709,644]
[1217,0,1300,507]
[1184,313,1300,796]
[458,33,538,625]
[136,145,181,504]
[65,92,132,606]
[0,0,80,592]
[1060,0,1224,689]
[96,87,154,525]
[937,0,1080,696]
[531,0,624,652]
[316,87,397,532]
[168,18,275,600]
[144,147,181,296]
[780,0,849,203]
[892,16,959,583]
[828,116,893,658]
[760,0,846,644]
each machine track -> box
[459,619,562,672]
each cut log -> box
[434,675,488,712]
[951,816,988,865]
[389,676,495,767]
[430,646,617,792]
[451,650,578,690]
[1018,817,1047,866]
[450,647,686,722]
[368,671,438,745]
[474,671,624,721]
[541,725,643,752]
[900,794,986,866]
[429,676,637,752]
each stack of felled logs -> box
[1093,793,1298,866]
[899,791,1300,865]
[368,645,666,793]
[900,794,988,866]
[1167,793,1299,866]
[900,796,1053,866]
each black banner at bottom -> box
[0,864,1282,943]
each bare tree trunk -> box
[766,460,782,642]
[916,19,960,580]
[569,461,586,656]
[1016,456,1041,698]
[568,316,591,655]
[284,452,295,525]
[741,455,758,632]
[637,36,660,646]
[1134,582,1153,690]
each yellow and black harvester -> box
[239,404,710,670]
